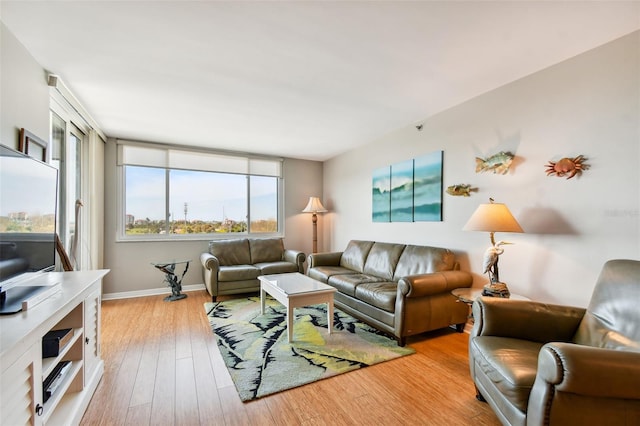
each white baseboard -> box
[102,283,206,301]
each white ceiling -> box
[2,1,639,161]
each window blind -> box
[117,142,282,177]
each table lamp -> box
[302,196,328,253]
[463,198,523,297]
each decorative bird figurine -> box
[482,241,513,297]
[70,199,83,270]
[483,241,511,282]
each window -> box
[51,111,87,269]
[117,142,282,240]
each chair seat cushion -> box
[255,261,299,275]
[218,265,260,281]
[328,274,384,297]
[470,336,543,412]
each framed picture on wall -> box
[19,128,48,162]
[372,166,391,222]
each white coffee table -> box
[258,273,337,342]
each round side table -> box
[452,288,530,324]
[452,288,530,305]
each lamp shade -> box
[463,202,523,233]
[302,197,328,214]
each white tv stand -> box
[0,270,108,425]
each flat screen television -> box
[0,144,58,313]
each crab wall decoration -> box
[545,155,589,179]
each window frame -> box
[116,141,284,242]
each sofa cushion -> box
[218,265,261,281]
[328,274,382,297]
[354,282,398,313]
[340,240,374,273]
[209,239,251,266]
[308,266,354,283]
[249,238,284,264]
[470,336,542,412]
[393,245,455,280]
[255,261,299,275]
[363,242,406,281]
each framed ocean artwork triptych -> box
[372,150,443,223]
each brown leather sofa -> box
[469,259,640,425]
[200,238,305,301]
[307,240,473,345]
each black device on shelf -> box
[43,360,71,403]
[42,328,73,358]
[0,144,58,314]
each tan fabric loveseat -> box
[307,240,473,345]
[200,238,305,301]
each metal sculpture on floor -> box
[152,260,190,301]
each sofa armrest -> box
[307,251,343,269]
[397,270,472,298]
[284,249,306,273]
[471,298,586,343]
[200,252,220,271]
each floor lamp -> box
[302,197,327,253]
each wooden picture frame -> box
[19,128,48,162]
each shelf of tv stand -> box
[42,326,83,379]
[0,270,109,426]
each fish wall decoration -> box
[446,184,477,197]
[475,151,514,175]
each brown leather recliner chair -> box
[469,259,640,425]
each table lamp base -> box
[482,282,511,298]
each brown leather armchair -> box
[469,259,640,425]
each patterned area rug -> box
[204,296,415,402]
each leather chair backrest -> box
[572,259,640,352]
[340,240,374,273]
[208,239,251,266]
[393,245,456,281]
[363,242,406,281]
[249,238,284,263]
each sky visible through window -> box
[125,166,276,223]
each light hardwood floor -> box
[81,290,500,425]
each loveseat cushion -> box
[250,238,284,264]
[209,239,251,266]
[255,261,299,275]
[218,265,261,281]
[393,245,456,280]
[327,274,382,297]
[363,242,406,281]
[355,281,397,313]
[340,240,374,273]
[470,336,543,412]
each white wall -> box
[323,31,640,308]
[0,22,50,149]
[102,138,323,296]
